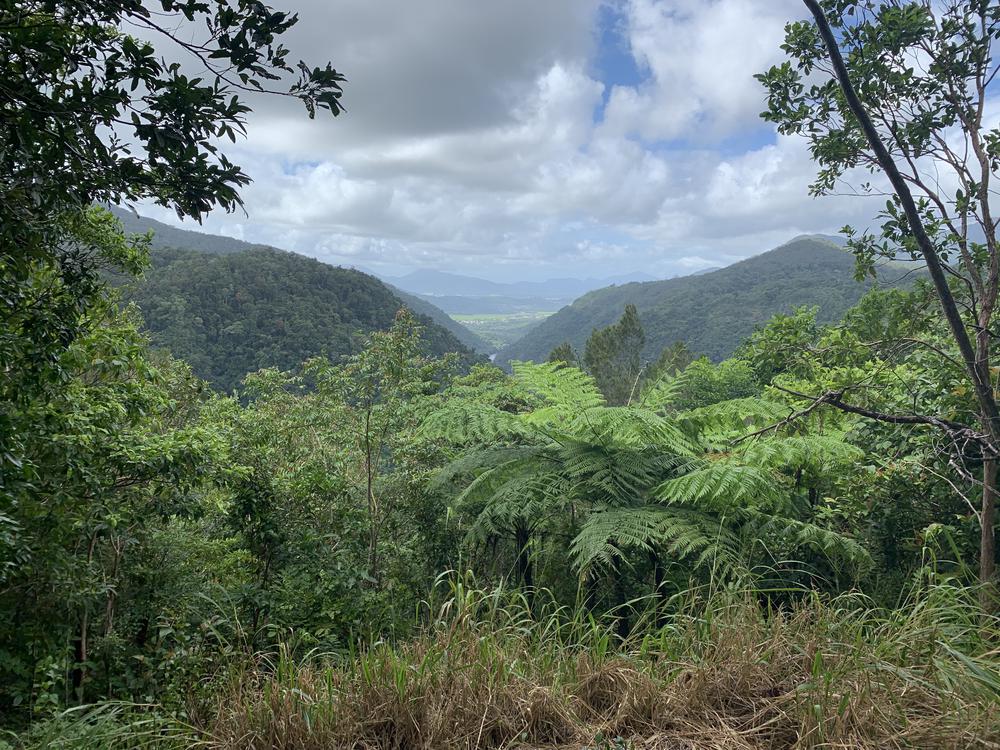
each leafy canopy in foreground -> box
[1,0,346,511]
[426,362,868,585]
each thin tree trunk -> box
[806,0,1000,590]
[651,550,666,628]
[613,571,629,638]
[514,523,533,590]
[71,612,88,700]
[72,533,99,700]
[981,458,997,609]
[364,407,380,585]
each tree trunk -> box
[613,571,630,638]
[981,458,997,609]
[650,550,666,628]
[514,523,533,591]
[366,417,379,585]
[71,611,88,701]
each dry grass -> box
[208,580,1000,750]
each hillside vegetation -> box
[110,207,265,256]
[114,208,493,356]
[120,245,480,393]
[498,237,914,364]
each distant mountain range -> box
[108,208,489,391]
[382,268,658,300]
[111,209,909,376]
[372,268,658,316]
[496,236,916,365]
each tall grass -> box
[208,575,1000,750]
[5,703,200,750]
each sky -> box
[135,0,889,282]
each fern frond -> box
[639,374,684,411]
[655,461,795,515]
[452,450,558,509]
[571,506,738,571]
[469,469,570,538]
[566,406,698,455]
[418,401,531,444]
[741,508,872,572]
[560,440,668,506]
[680,397,790,436]
[736,433,863,472]
[512,361,605,421]
[429,445,548,492]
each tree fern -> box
[430,380,870,584]
[511,361,605,424]
[571,506,738,571]
[418,401,530,444]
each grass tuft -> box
[205,578,999,749]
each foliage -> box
[758,0,1000,591]
[6,2,1000,744]
[583,304,646,406]
[0,296,226,714]
[208,577,1000,750]
[499,236,911,365]
[1,0,344,462]
[425,362,869,608]
[548,341,580,367]
[118,245,479,393]
[110,207,494,355]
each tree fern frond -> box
[418,401,531,444]
[737,433,863,472]
[566,406,698,455]
[741,508,872,572]
[512,361,605,420]
[655,462,794,514]
[428,445,548,492]
[452,453,555,508]
[469,470,570,538]
[639,374,684,411]
[571,506,738,571]
[680,397,790,437]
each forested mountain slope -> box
[498,236,913,363]
[119,245,481,393]
[114,207,492,355]
[110,206,265,255]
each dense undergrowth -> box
[10,575,998,750]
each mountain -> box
[111,213,485,393]
[497,236,914,365]
[110,206,264,255]
[112,207,491,354]
[384,269,658,301]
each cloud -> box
[138,0,884,282]
[601,0,803,141]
